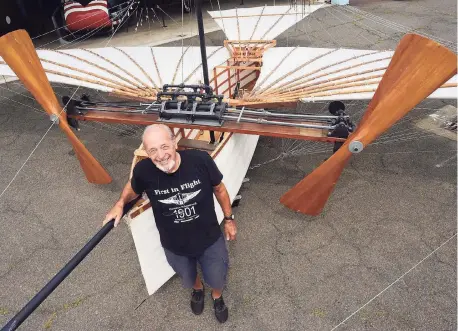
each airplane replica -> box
[0,3,456,297]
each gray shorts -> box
[164,234,229,289]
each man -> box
[103,124,237,323]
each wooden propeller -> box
[0,30,112,184]
[280,34,457,215]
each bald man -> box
[103,124,236,323]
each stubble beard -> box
[155,158,176,173]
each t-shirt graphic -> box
[156,180,202,223]
[130,150,224,256]
[158,190,201,206]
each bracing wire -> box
[247,4,457,170]
[0,2,143,199]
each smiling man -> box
[103,124,236,323]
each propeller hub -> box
[348,141,364,154]
[49,114,60,125]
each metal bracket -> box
[327,101,356,153]
[157,84,227,126]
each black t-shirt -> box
[131,150,223,257]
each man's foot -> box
[190,285,204,315]
[213,295,228,323]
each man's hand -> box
[102,203,124,227]
[224,220,237,241]
[102,180,139,228]
[213,182,236,241]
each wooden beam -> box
[216,65,262,70]
[228,68,232,98]
[178,138,216,151]
[213,67,219,94]
[108,92,155,103]
[220,70,257,95]
[69,111,344,143]
[225,40,275,44]
[230,58,263,63]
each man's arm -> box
[213,182,232,217]
[116,180,140,208]
[213,182,237,240]
[103,180,139,227]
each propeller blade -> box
[358,33,457,128]
[280,34,457,215]
[0,30,111,184]
[280,146,351,215]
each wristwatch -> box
[224,214,235,221]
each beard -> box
[154,158,176,173]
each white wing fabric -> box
[0,46,231,99]
[243,46,457,103]
[208,4,325,41]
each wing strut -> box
[280,34,458,215]
[0,30,111,184]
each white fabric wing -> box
[0,46,231,94]
[208,4,325,41]
[249,46,457,101]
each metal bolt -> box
[348,141,364,154]
[49,114,59,124]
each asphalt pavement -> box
[0,0,456,330]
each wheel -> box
[328,101,345,115]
